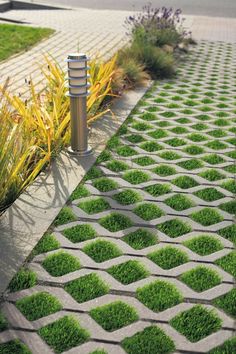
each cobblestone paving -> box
[0,41,236,353]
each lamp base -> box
[67,145,93,156]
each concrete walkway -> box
[0,40,235,353]
[0,6,236,95]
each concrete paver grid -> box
[0,40,235,353]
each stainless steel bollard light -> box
[66,53,92,156]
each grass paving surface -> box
[1,41,236,353]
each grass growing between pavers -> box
[180,266,221,292]
[8,268,37,292]
[157,219,192,238]
[113,189,142,205]
[0,340,32,354]
[2,41,236,353]
[63,224,97,243]
[0,24,54,62]
[39,315,89,353]
[108,260,149,284]
[33,233,60,255]
[100,213,133,232]
[42,251,81,277]
[123,228,158,249]
[83,239,122,262]
[148,246,189,269]
[184,235,223,255]
[78,197,110,214]
[209,336,236,353]
[0,312,7,332]
[65,273,109,303]
[122,326,175,354]
[54,207,77,227]
[215,251,236,278]
[90,301,138,331]
[137,280,183,312]
[213,288,236,318]
[170,305,222,342]
[134,203,164,221]
[16,292,62,321]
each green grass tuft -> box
[194,187,224,202]
[140,141,163,152]
[148,246,189,269]
[157,219,191,238]
[144,183,171,197]
[153,165,176,176]
[83,239,122,262]
[63,224,97,243]
[16,292,62,321]
[126,134,145,143]
[0,312,7,332]
[221,179,236,194]
[85,166,103,180]
[133,156,156,166]
[184,235,223,255]
[42,251,81,277]
[206,140,228,150]
[123,229,157,250]
[218,224,236,244]
[166,138,186,147]
[184,145,205,155]
[199,169,225,181]
[54,207,77,226]
[165,194,194,211]
[171,126,188,134]
[159,151,181,160]
[33,233,60,255]
[78,197,110,214]
[215,251,236,278]
[106,160,129,172]
[113,189,142,205]
[202,154,225,165]
[172,176,199,189]
[170,305,222,342]
[65,273,109,303]
[123,170,150,184]
[148,129,168,139]
[90,301,138,332]
[96,150,112,164]
[178,159,203,170]
[137,280,183,312]
[92,177,118,192]
[180,266,221,292]
[39,315,89,353]
[69,185,90,201]
[213,288,236,318]
[209,337,236,354]
[187,133,207,142]
[191,208,223,226]
[8,268,37,292]
[220,200,236,214]
[116,146,137,157]
[134,203,164,221]
[132,122,152,131]
[122,325,175,354]
[108,260,149,284]
[100,213,133,232]
[0,340,31,354]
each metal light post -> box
[66,53,92,156]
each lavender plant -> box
[125,3,191,47]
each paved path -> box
[0,40,235,353]
[0,7,236,95]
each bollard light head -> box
[65,53,90,97]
